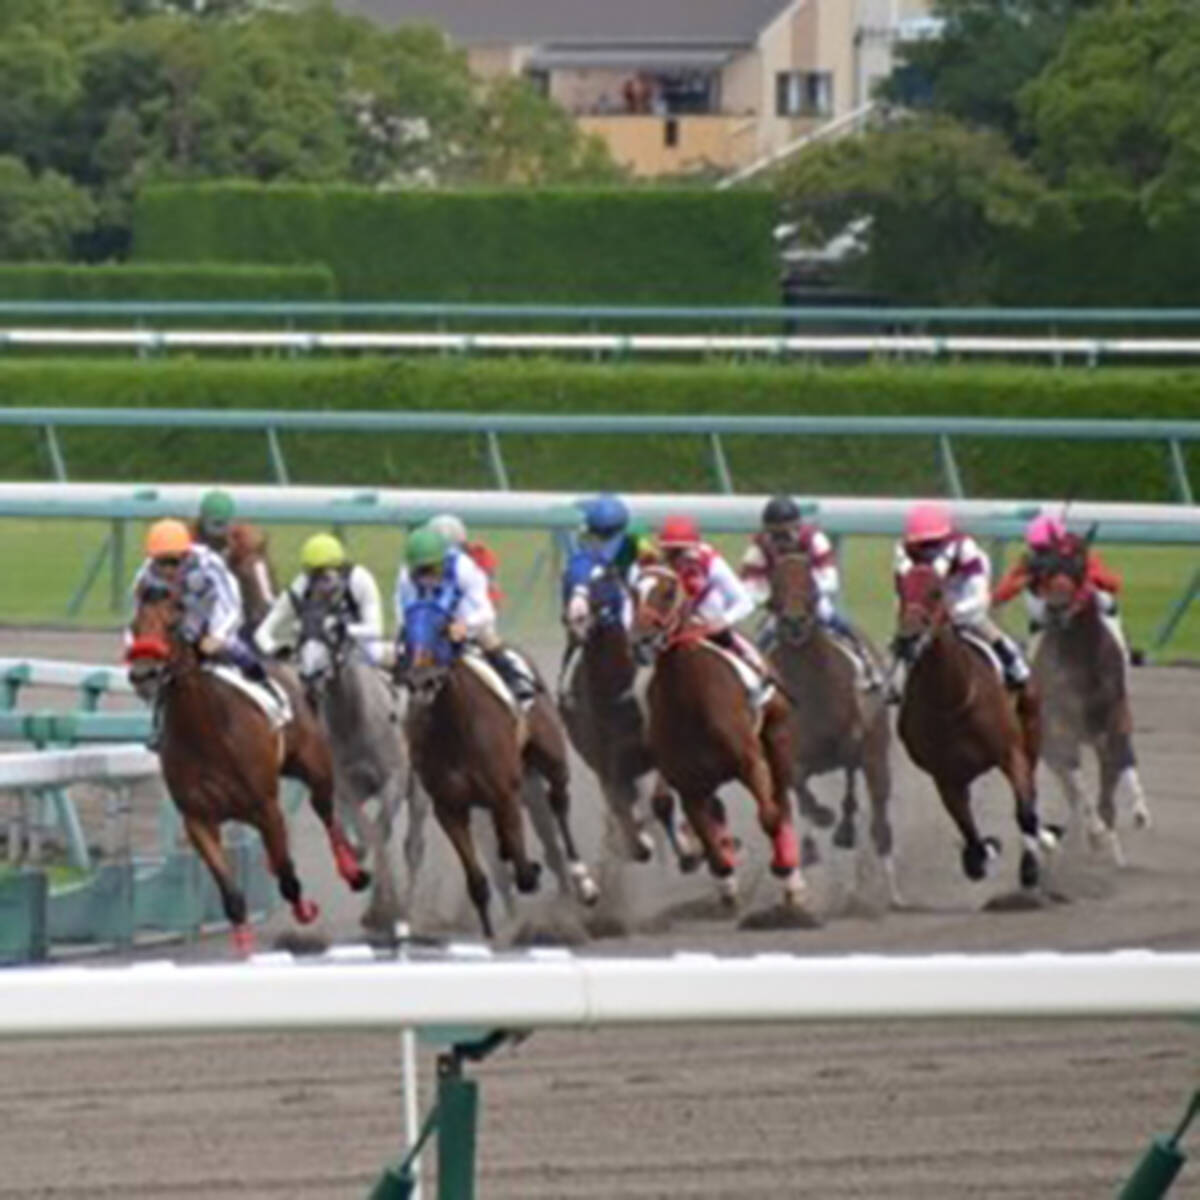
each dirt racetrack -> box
[0,628,1196,1199]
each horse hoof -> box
[292,898,320,925]
[569,861,600,906]
[349,868,372,894]
[801,834,821,869]
[1019,850,1039,890]
[984,836,1003,859]
[515,862,542,894]
[677,852,702,875]
[780,869,808,907]
[1132,805,1152,831]
[632,831,654,863]
[962,843,989,882]
[716,874,739,908]
[230,925,255,956]
[832,821,856,851]
[805,803,837,831]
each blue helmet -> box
[583,493,629,536]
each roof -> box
[334,0,795,45]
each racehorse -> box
[226,523,278,632]
[1033,539,1151,865]
[894,564,1056,890]
[767,552,901,906]
[630,565,805,908]
[559,565,660,863]
[126,575,370,953]
[295,588,427,935]
[400,599,598,938]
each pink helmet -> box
[904,501,953,545]
[1026,514,1066,550]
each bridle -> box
[769,551,817,646]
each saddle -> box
[206,664,293,731]
[461,648,537,716]
[697,640,776,713]
[955,629,1005,682]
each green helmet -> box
[405,525,448,569]
[199,489,235,525]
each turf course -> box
[4,519,1195,660]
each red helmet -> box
[658,515,700,548]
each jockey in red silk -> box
[741,494,882,689]
[655,514,768,677]
[892,501,1031,692]
[993,514,1127,655]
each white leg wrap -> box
[1122,767,1152,829]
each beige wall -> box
[547,68,635,114]
[466,43,528,80]
[578,115,757,176]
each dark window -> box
[775,71,833,117]
[664,118,679,147]
[525,68,550,96]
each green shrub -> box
[131,185,778,304]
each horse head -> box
[1035,538,1092,629]
[630,565,686,666]
[894,564,948,663]
[400,598,457,704]
[768,551,817,645]
[227,524,277,627]
[126,568,192,701]
[295,572,353,704]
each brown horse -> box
[1034,542,1151,865]
[401,599,598,938]
[895,564,1056,890]
[226,523,278,632]
[559,566,661,863]
[127,579,370,953]
[630,565,805,908]
[767,552,901,906]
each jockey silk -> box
[131,543,244,649]
[741,525,839,621]
[394,546,494,638]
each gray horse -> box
[295,597,427,936]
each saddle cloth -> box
[956,629,1005,681]
[697,640,776,712]
[207,664,293,731]
[827,630,877,691]
[461,649,536,716]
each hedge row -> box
[131,185,778,305]
[0,263,337,303]
[0,358,1195,501]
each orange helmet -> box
[145,519,192,560]
[658,515,700,548]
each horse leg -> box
[402,768,430,915]
[257,796,319,927]
[651,779,701,873]
[1004,746,1055,890]
[183,815,252,954]
[489,780,542,896]
[288,733,370,894]
[680,788,739,904]
[793,775,837,830]
[520,771,571,897]
[604,771,654,864]
[862,740,902,908]
[1108,727,1152,830]
[435,803,493,938]
[1095,743,1127,868]
[359,777,403,937]
[759,712,806,903]
[935,779,999,883]
[832,766,858,850]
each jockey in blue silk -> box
[394,523,536,704]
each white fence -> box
[0,948,1195,1037]
[8,326,1200,362]
[0,744,154,791]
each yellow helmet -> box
[300,532,346,572]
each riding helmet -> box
[762,494,800,526]
[145,519,192,560]
[584,493,629,536]
[428,513,468,546]
[658,514,700,547]
[405,525,448,568]
[301,532,346,572]
[198,489,235,527]
[904,501,954,545]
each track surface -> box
[0,628,1197,1198]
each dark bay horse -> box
[227,524,278,632]
[1034,541,1151,865]
[401,600,598,938]
[127,578,370,953]
[767,552,901,906]
[559,566,660,863]
[631,565,805,908]
[895,564,1056,890]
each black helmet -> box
[762,494,800,526]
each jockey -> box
[427,513,503,608]
[740,493,882,689]
[993,514,1127,654]
[394,524,536,704]
[193,489,236,556]
[255,532,387,666]
[892,501,1030,692]
[656,514,767,678]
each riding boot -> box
[828,615,882,691]
[486,648,536,705]
[992,637,1031,692]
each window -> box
[775,71,833,117]
[524,68,550,97]
[664,118,679,148]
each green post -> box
[67,532,114,619]
[1151,566,1200,654]
[1119,1091,1200,1199]
[436,1053,479,1200]
[109,519,126,615]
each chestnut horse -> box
[401,599,598,938]
[226,523,278,632]
[559,565,662,863]
[127,577,370,953]
[894,564,1056,890]
[767,552,901,905]
[1034,539,1151,865]
[630,565,805,908]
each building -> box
[336,0,932,177]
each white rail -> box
[0,744,156,790]
[0,950,1195,1038]
[0,657,134,694]
[6,326,1200,360]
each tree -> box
[776,116,1051,302]
[0,156,96,259]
